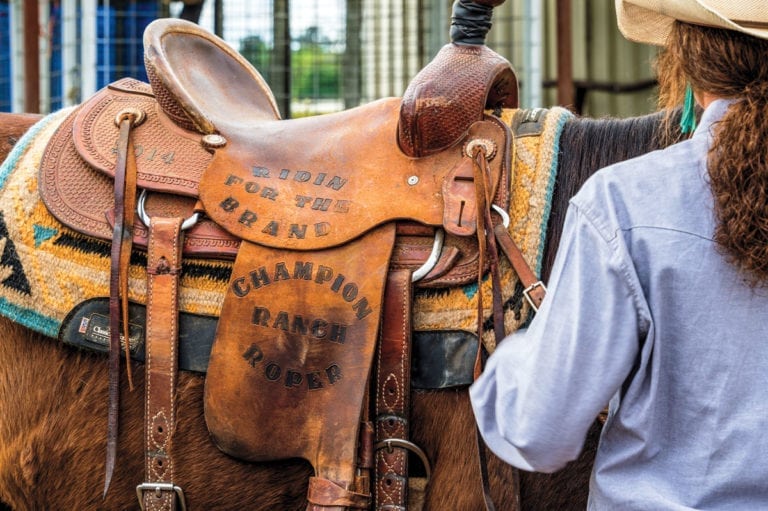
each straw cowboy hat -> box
[616,0,768,45]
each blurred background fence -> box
[0,0,659,117]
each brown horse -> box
[0,107,672,511]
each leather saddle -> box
[38,18,523,511]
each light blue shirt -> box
[470,99,768,510]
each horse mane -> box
[541,110,675,280]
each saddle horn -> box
[397,0,518,158]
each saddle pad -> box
[0,106,571,353]
[0,109,231,338]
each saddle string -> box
[119,115,141,391]
[473,129,547,511]
[105,108,143,498]
[469,143,506,511]
[481,159,506,345]
[471,144,506,381]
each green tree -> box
[239,35,271,81]
[292,26,340,99]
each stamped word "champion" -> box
[230,260,373,321]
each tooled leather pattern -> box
[145,60,200,134]
[398,44,518,158]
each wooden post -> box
[23,0,40,113]
[556,0,575,109]
[214,0,224,37]
[272,0,291,118]
[343,0,362,109]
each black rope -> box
[179,3,204,24]
[450,0,494,45]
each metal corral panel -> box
[361,0,441,101]
[489,0,659,115]
[10,1,660,118]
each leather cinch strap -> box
[374,268,413,510]
[137,216,186,511]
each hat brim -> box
[616,0,768,46]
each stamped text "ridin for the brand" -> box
[219,166,350,239]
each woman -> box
[470,1,768,509]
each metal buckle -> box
[374,438,432,483]
[136,482,187,511]
[523,281,546,312]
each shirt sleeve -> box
[470,201,648,473]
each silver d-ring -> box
[411,229,444,283]
[491,204,510,228]
[137,189,199,231]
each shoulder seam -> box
[569,202,651,332]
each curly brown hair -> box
[656,22,768,284]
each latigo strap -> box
[138,216,186,511]
[374,268,414,510]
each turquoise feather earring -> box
[680,84,697,134]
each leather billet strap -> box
[493,224,546,310]
[138,216,186,511]
[374,268,413,511]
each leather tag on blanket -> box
[204,224,395,486]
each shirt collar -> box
[692,98,737,141]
